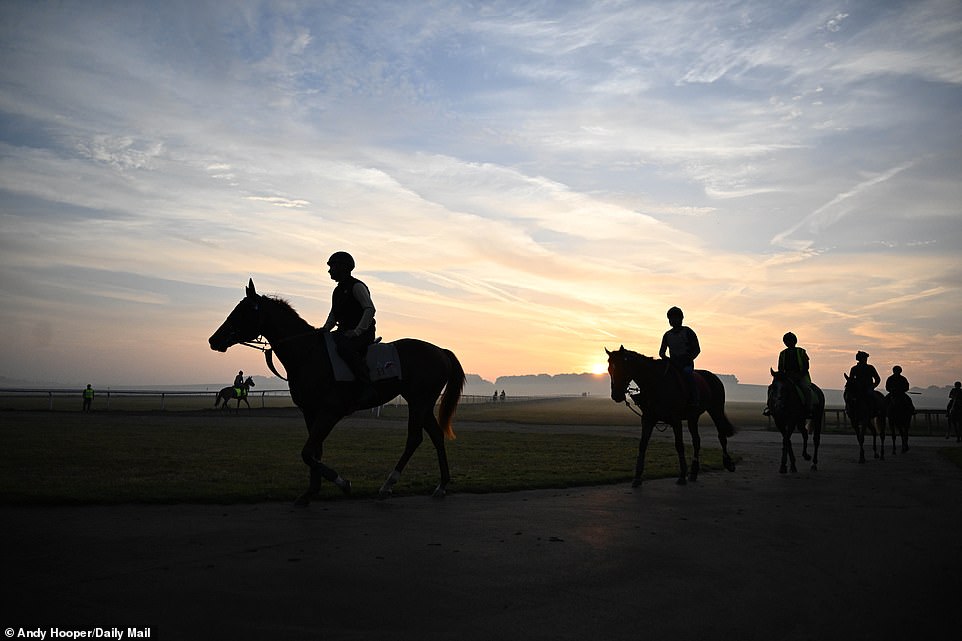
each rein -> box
[238,329,323,382]
[619,383,670,432]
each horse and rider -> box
[766,332,825,473]
[607,306,737,487]
[210,252,465,505]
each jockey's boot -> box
[346,356,379,411]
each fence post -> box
[48,391,53,411]
[161,392,166,411]
[106,390,111,411]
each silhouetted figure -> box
[500,390,506,402]
[82,384,94,412]
[885,366,909,394]
[884,365,914,454]
[233,370,244,388]
[848,351,880,402]
[773,331,813,416]
[948,382,962,441]
[321,251,378,409]
[492,391,498,402]
[659,306,700,406]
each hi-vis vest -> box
[83,388,94,399]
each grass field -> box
[0,397,746,504]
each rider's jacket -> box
[778,347,811,385]
[885,374,910,395]
[332,276,376,341]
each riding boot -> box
[347,355,379,411]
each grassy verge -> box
[0,409,732,504]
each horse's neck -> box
[630,356,663,386]
[262,303,314,346]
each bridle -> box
[237,332,323,383]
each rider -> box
[321,251,379,408]
[776,331,813,416]
[885,365,910,396]
[658,306,700,407]
[848,351,881,402]
[233,370,245,397]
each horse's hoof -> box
[377,489,392,501]
[723,455,736,472]
[676,477,687,485]
[339,479,352,495]
[431,485,446,499]
[779,465,787,474]
[790,465,798,473]
[811,463,818,472]
[631,478,642,488]
[802,452,812,461]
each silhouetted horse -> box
[843,374,886,463]
[215,376,255,412]
[209,279,465,505]
[884,392,914,454]
[767,370,825,473]
[606,346,736,486]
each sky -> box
[0,0,960,389]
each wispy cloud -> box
[0,0,959,387]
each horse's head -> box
[245,376,255,388]
[605,345,632,403]
[209,279,266,352]
[768,368,789,414]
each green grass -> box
[0,408,733,504]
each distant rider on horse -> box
[659,306,700,407]
[848,351,881,402]
[775,331,813,416]
[233,370,245,397]
[885,365,910,396]
[321,251,379,408]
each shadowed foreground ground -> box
[3,429,959,640]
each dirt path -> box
[3,429,959,640]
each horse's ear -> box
[246,278,257,298]
[605,348,612,356]
[619,344,624,351]
[770,368,776,376]
[843,373,849,380]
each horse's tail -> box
[810,384,826,433]
[437,348,465,440]
[704,372,736,437]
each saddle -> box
[323,332,402,383]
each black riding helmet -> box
[667,306,683,319]
[783,332,797,346]
[327,251,355,271]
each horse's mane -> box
[618,348,657,365]
[263,295,316,329]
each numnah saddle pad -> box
[324,332,402,382]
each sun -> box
[590,362,608,375]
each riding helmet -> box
[327,251,355,270]
[666,306,683,319]
[783,332,797,346]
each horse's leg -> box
[800,420,811,461]
[853,419,866,464]
[424,412,452,498]
[874,418,882,460]
[633,421,655,487]
[295,414,350,507]
[687,415,701,482]
[779,425,790,474]
[672,421,688,485]
[811,422,821,471]
[378,406,427,499]
[788,423,798,473]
